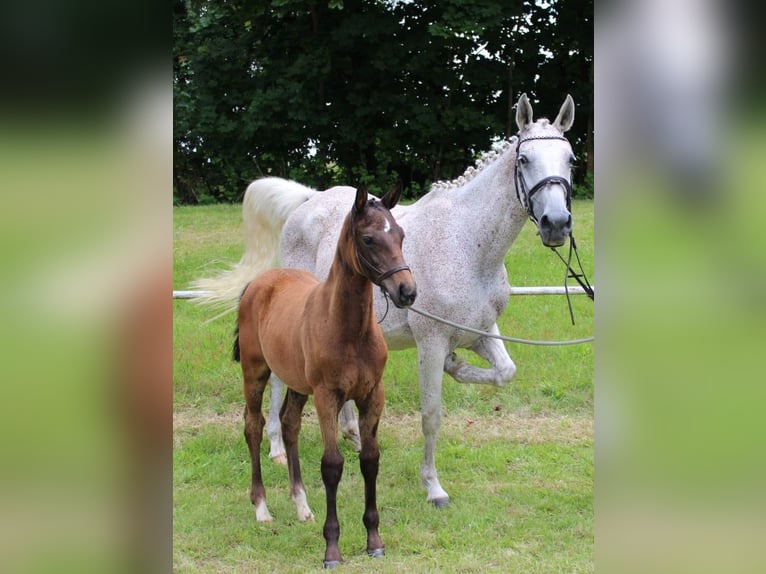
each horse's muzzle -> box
[395,281,417,308]
[538,211,572,247]
[383,272,417,308]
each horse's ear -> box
[515,93,533,131]
[380,181,403,210]
[354,185,368,213]
[553,94,575,132]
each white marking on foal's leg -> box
[254,498,273,522]
[292,487,315,522]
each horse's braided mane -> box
[429,135,519,192]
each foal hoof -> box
[323,560,342,569]
[430,497,450,509]
[367,548,385,558]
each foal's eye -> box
[362,235,373,245]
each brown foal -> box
[233,184,416,568]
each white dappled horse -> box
[195,93,577,506]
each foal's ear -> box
[380,181,403,210]
[553,94,575,132]
[354,185,368,213]
[516,93,533,131]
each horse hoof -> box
[270,453,287,466]
[367,548,385,558]
[343,433,362,452]
[430,497,450,509]
[323,560,342,569]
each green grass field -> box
[173,199,594,572]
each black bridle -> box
[355,246,411,287]
[514,134,594,324]
[355,246,411,322]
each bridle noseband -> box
[514,135,573,224]
[354,242,410,288]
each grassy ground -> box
[173,199,594,572]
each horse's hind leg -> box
[356,382,385,559]
[267,374,287,465]
[339,400,362,452]
[243,363,273,521]
[280,388,314,522]
[314,388,345,568]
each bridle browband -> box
[514,134,573,224]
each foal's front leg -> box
[314,389,345,568]
[356,382,385,559]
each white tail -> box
[191,177,317,311]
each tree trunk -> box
[506,61,514,139]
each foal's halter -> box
[514,134,573,224]
[355,244,411,323]
[514,134,594,324]
[355,246,411,287]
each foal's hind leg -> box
[243,364,273,522]
[356,382,386,559]
[280,388,314,522]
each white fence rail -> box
[173,286,594,300]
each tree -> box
[173,0,594,203]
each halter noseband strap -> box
[355,246,410,287]
[514,135,573,223]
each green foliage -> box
[574,170,594,199]
[174,0,593,205]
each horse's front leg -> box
[417,338,452,507]
[314,388,345,568]
[444,324,516,387]
[267,374,287,464]
[356,382,385,559]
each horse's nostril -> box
[540,212,570,230]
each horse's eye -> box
[362,235,373,245]
[517,154,528,165]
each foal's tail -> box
[232,321,241,363]
[192,177,317,314]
